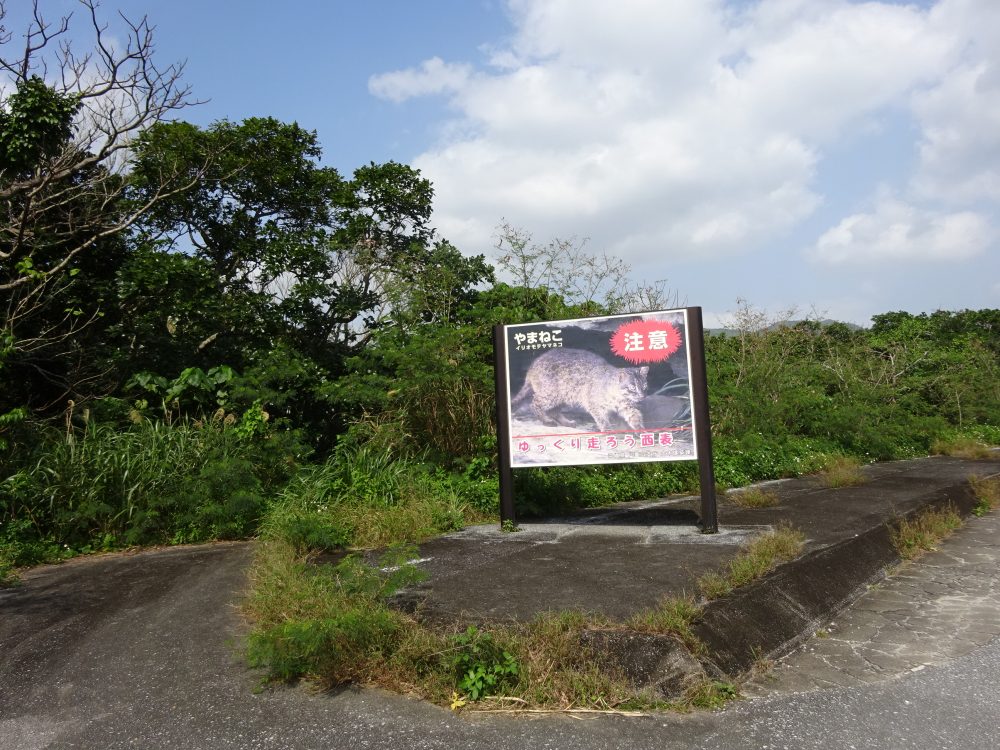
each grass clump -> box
[685,680,739,709]
[931,436,994,460]
[698,525,806,600]
[818,456,866,488]
[727,486,780,509]
[507,612,637,711]
[890,504,962,560]
[627,594,702,653]
[970,475,1000,517]
[265,444,491,552]
[244,539,429,686]
[0,544,17,585]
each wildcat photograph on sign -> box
[503,309,698,468]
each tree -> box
[126,117,481,446]
[492,221,679,316]
[1,0,202,408]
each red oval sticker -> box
[610,319,682,364]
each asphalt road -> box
[2,515,999,750]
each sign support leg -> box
[493,325,517,527]
[687,307,719,534]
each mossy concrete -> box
[389,455,1000,695]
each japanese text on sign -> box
[512,329,562,351]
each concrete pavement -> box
[744,500,1000,696]
[389,455,1000,687]
[3,471,1000,748]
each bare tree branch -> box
[1,0,204,359]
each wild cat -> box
[511,348,649,431]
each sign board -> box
[502,308,698,468]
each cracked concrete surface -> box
[745,509,1000,697]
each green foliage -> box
[687,680,739,709]
[450,626,520,701]
[0,406,27,452]
[128,365,237,415]
[0,415,299,564]
[514,462,699,515]
[245,546,424,684]
[706,307,999,464]
[261,443,488,552]
[0,77,79,176]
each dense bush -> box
[0,413,302,562]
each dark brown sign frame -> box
[492,306,718,533]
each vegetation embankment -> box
[2,0,1000,704]
[244,516,807,711]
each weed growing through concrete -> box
[727,487,780,509]
[748,646,775,679]
[244,538,660,710]
[931,437,993,460]
[818,456,866,488]
[890,504,962,560]
[685,680,738,709]
[697,525,806,599]
[627,594,703,653]
[969,475,1000,516]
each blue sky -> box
[5,0,999,326]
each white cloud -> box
[903,0,1000,204]
[371,0,1000,314]
[809,193,993,265]
[368,57,472,103]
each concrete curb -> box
[692,477,984,681]
[385,457,999,700]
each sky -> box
[4,0,999,326]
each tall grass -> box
[264,444,491,552]
[1,418,296,559]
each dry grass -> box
[818,456,866,488]
[890,504,963,560]
[697,524,806,599]
[970,475,1000,516]
[727,486,780,509]
[931,436,994,460]
[627,594,703,652]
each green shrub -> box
[0,416,300,564]
[244,544,424,685]
[450,625,520,701]
[262,444,491,552]
[514,462,698,515]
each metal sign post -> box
[492,325,517,525]
[686,307,718,533]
